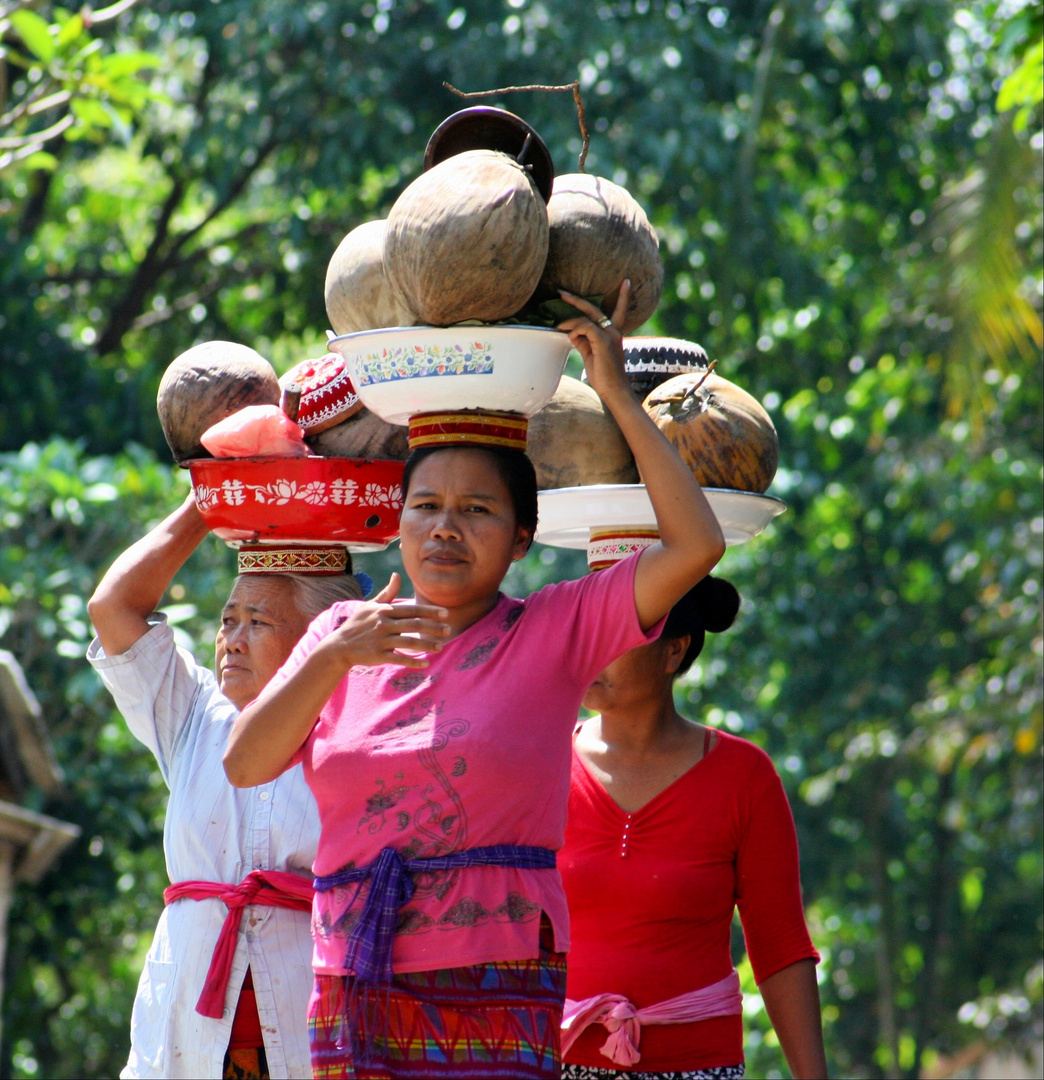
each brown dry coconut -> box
[306,406,410,461]
[384,149,549,326]
[527,376,639,490]
[325,219,419,335]
[537,173,664,334]
[157,341,280,464]
[643,371,778,494]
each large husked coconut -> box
[157,341,280,464]
[643,372,778,494]
[527,376,638,490]
[384,149,549,325]
[538,173,664,334]
[325,220,419,334]
[306,407,410,461]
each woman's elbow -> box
[222,739,273,788]
[696,532,727,578]
[86,588,114,629]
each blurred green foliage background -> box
[1,1,1041,1077]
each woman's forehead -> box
[225,574,296,613]
[409,447,509,496]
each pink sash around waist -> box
[562,968,743,1067]
[163,869,314,1019]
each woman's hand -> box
[320,573,450,671]
[224,574,449,787]
[556,281,632,404]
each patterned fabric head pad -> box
[407,410,529,453]
[586,528,660,572]
[237,544,349,575]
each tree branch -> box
[92,171,186,355]
[737,2,787,227]
[162,136,279,265]
[0,112,73,149]
[82,0,143,27]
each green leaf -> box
[70,97,113,129]
[9,9,55,64]
[99,50,161,78]
[21,151,59,171]
[997,39,1044,112]
[55,13,85,50]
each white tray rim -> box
[534,484,787,549]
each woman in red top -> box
[559,575,827,1080]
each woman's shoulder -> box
[523,553,637,612]
[708,729,782,783]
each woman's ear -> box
[664,635,690,674]
[512,526,534,560]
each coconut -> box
[384,149,549,326]
[526,376,639,490]
[306,407,410,461]
[157,341,280,464]
[642,372,779,493]
[324,220,419,335]
[537,173,663,334]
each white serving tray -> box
[535,484,786,548]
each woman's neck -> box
[595,688,692,756]
[577,694,708,815]
[412,587,501,639]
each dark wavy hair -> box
[401,444,539,551]
[662,575,741,675]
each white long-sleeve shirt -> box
[88,616,317,1079]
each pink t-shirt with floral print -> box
[272,554,659,976]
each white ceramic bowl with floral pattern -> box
[327,325,572,425]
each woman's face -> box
[399,448,531,610]
[582,634,689,714]
[214,575,310,709]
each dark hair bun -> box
[662,574,741,676]
[693,575,740,634]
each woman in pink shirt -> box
[223,285,727,1080]
[560,575,827,1080]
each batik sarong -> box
[308,945,566,1079]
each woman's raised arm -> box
[88,492,210,657]
[559,283,726,630]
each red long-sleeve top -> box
[560,729,819,1071]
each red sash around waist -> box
[163,869,314,1019]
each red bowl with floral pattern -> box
[188,456,404,551]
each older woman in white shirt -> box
[87,493,363,1079]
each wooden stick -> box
[443,80,590,172]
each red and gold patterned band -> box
[587,527,660,571]
[237,545,348,575]
[407,410,529,452]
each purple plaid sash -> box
[313,844,557,985]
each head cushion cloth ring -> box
[237,545,349,575]
[407,410,528,452]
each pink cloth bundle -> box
[561,968,743,1067]
[199,404,308,458]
